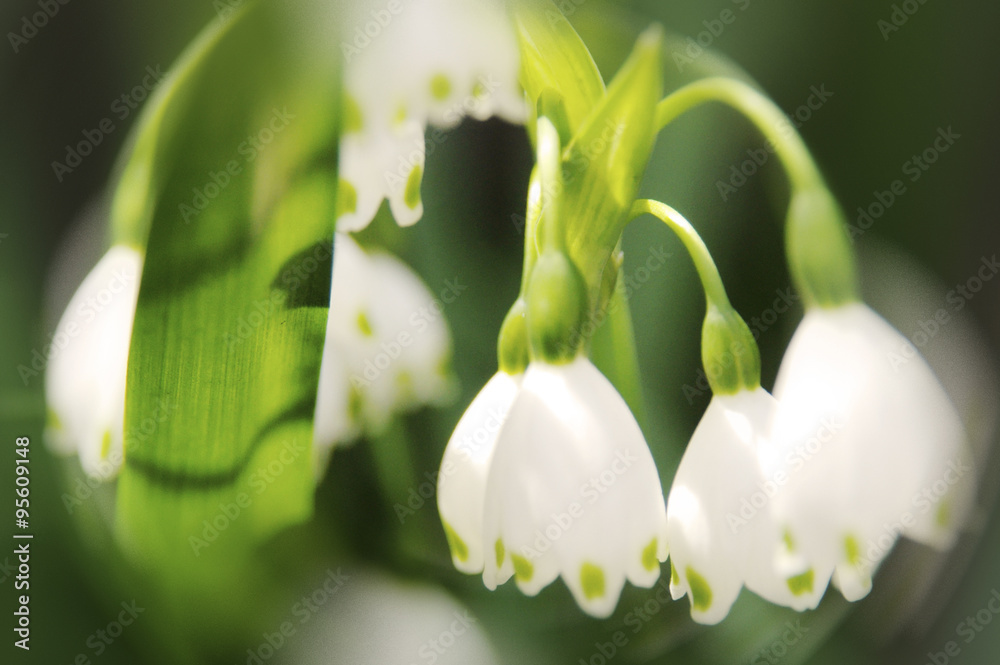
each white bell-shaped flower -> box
[768,302,975,603]
[337,0,526,231]
[313,234,454,460]
[45,245,143,479]
[437,371,522,573]
[666,387,818,625]
[480,357,668,618]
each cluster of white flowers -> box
[439,299,976,621]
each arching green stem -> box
[654,77,859,309]
[655,77,822,193]
[629,199,760,394]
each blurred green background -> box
[2,0,999,663]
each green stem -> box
[629,198,761,394]
[536,116,566,253]
[629,199,730,310]
[655,77,823,193]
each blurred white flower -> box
[667,387,816,625]
[768,303,975,603]
[437,370,521,573]
[45,245,143,478]
[313,234,454,466]
[480,357,667,618]
[336,0,526,231]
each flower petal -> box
[482,358,667,618]
[45,245,142,479]
[437,371,521,573]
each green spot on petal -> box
[430,73,452,101]
[47,408,63,432]
[783,528,797,553]
[100,430,112,460]
[396,371,414,398]
[443,521,468,563]
[404,165,422,210]
[686,566,713,612]
[580,562,605,600]
[472,80,486,99]
[348,385,364,423]
[394,104,407,126]
[356,311,374,337]
[344,94,363,133]
[337,179,358,218]
[936,501,951,528]
[641,538,659,572]
[511,554,533,583]
[787,568,815,596]
[670,561,680,586]
[495,539,506,568]
[845,534,862,566]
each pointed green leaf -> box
[112,0,342,642]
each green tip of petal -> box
[443,521,469,563]
[686,566,713,612]
[337,179,358,218]
[787,568,815,597]
[670,561,680,586]
[348,384,364,423]
[642,538,659,572]
[404,165,423,210]
[344,95,363,134]
[844,534,862,566]
[356,310,374,337]
[783,528,797,553]
[511,553,534,583]
[495,539,506,568]
[430,73,452,101]
[936,501,951,528]
[100,429,112,460]
[393,104,407,126]
[580,562,606,600]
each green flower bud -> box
[701,305,761,395]
[526,251,588,364]
[786,186,860,309]
[498,298,530,375]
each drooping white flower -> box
[336,0,526,232]
[313,234,454,462]
[666,387,818,625]
[768,302,975,603]
[480,357,668,618]
[45,245,143,479]
[437,371,521,573]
